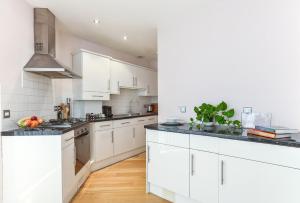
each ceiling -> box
[26,0,158,61]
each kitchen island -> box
[145,123,300,203]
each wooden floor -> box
[71,153,170,203]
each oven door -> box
[74,131,90,174]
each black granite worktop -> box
[1,113,157,136]
[1,120,89,136]
[89,113,158,122]
[145,123,300,148]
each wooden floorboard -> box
[71,153,170,203]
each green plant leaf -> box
[217,101,227,111]
[223,109,234,118]
[215,115,226,124]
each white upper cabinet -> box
[72,50,111,100]
[72,49,157,98]
[131,65,147,89]
[138,69,158,96]
[110,59,134,93]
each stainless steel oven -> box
[74,124,90,174]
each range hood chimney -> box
[24,8,81,79]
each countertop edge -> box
[1,114,158,136]
[144,124,300,149]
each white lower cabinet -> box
[94,130,114,161]
[134,124,146,148]
[147,142,190,197]
[114,126,135,155]
[219,155,300,203]
[62,143,75,202]
[190,149,219,203]
[146,131,300,203]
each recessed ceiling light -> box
[123,35,128,40]
[93,19,100,24]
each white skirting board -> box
[148,183,200,203]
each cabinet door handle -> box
[136,77,138,86]
[121,122,130,125]
[111,131,114,143]
[99,124,111,128]
[147,145,150,163]
[64,136,74,142]
[221,160,224,185]
[117,81,120,89]
[133,76,135,86]
[138,119,145,122]
[191,154,195,176]
[92,95,103,98]
[108,79,111,91]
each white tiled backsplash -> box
[103,89,157,115]
[72,89,157,118]
[1,72,55,131]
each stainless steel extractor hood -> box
[24,8,81,79]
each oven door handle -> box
[75,132,89,138]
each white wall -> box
[158,0,300,128]
[0,0,55,131]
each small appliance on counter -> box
[86,113,105,121]
[102,106,113,118]
[146,103,158,113]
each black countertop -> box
[89,113,158,122]
[145,123,300,148]
[1,113,157,136]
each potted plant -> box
[192,103,218,126]
[190,101,241,128]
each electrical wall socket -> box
[179,106,187,113]
[3,110,10,119]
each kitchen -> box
[1,0,300,203]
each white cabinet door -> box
[110,60,134,93]
[114,126,134,155]
[138,70,158,96]
[190,149,219,203]
[134,124,146,148]
[132,65,147,89]
[219,155,300,203]
[147,142,189,197]
[62,143,75,202]
[147,71,158,96]
[82,52,110,93]
[94,130,114,162]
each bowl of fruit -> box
[17,116,44,128]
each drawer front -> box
[93,121,113,131]
[133,117,148,125]
[190,134,219,153]
[113,119,134,128]
[146,116,157,124]
[62,130,74,148]
[219,139,300,169]
[146,129,189,148]
[82,91,110,100]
